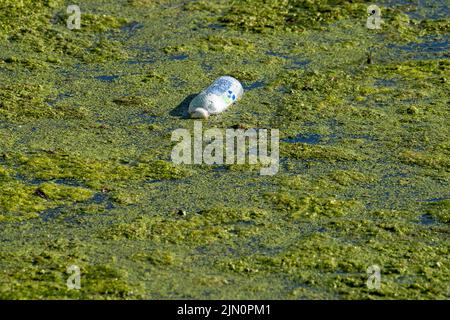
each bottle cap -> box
[190,108,209,119]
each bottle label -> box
[208,78,238,106]
[209,77,232,96]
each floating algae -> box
[0,0,449,299]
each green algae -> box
[113,95,153,108]
[328,170,377,186]
[401,149,450,171]
[0,248,145,299]
[0,0,449,300]
[281,142,366,161]
[79,13,128,33]
[184,0,375,33]
[265,192,363,218]
[11,151,190,189]
[425,200,450,224]
[219,0,371,32]
[0,179,94,221]
[0,83,56,120]
[99,206,269,245]
[0,0,129,65]
[219,229,449,299]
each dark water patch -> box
[13,173,86,188]
[266,50,290,59]
[138,112,157,123]
[284,59,310,70]
[70,63,101,75]
[243,81,265,91]
[47,92,73,107]
[379,0,449,20]
[92,192,108,204]
[92,192,114,210]
[292,59,310,67]
[121,21,143,34]
[406,0,448,20]
[282,132,373,145]
[53,178,84,187]
[419,213,435,225]
[422,196,450,202]
[397,38,449,53]
[201,62,214,72]
[387,36,450,60]
[125,45,156,64]
[13,173,41,184]
[123,112,158,127]
[277,85,289,93]
[212,165,228,172]
[128,45,155,53]
[245,181,272,188]
[282,133,322,144]
[207,23,226,30]
[375,79,397,87]
[171,75,187,88]
[169,54,189,61]
[95,75,120,82]
[41,206,64,222]
[347,134,374,141]
[266,50,310,69]
[146,179,162,184]
[41,192,115,222]
[381,171,409,179]
[127,58,155,65]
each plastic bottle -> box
[188,76,244,119]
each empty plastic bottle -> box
[188,76,244,119]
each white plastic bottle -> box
[188,76,244,119]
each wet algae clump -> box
[0,0,449,299]
[218,0,373,32]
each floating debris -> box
[188,76,244,119]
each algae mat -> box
[0,0,449,299]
